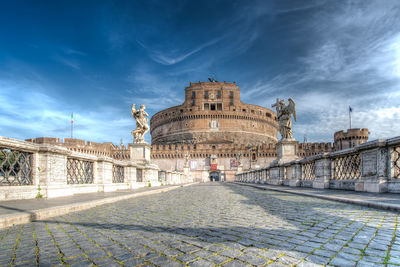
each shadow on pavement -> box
[28,183,396,266]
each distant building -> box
[334,128,369,150]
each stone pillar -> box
[125,164,137,189]
[129,143,151,162]
[96,157,113,187]
[313,156,331,189]
[165,171,172,184]
[269,166,281,185]
[37,145,70,186]
[289,162,301,187]
[144,165,160,186]
[37,145,70,198]
[359,144,388,193]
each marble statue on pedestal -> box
[131,104,149,143]
[272,98,296,140]
[270,98,300,166]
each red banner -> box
[210,164,217,170]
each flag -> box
[71,112,73,123]
[349,106,353,112]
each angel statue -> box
[272,98,296,140]
[131,104,149,143]
[184,152,191,168]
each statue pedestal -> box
[272,139,300,165]
[129,143,151,162]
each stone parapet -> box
[235,136,400,194]
[0,136,190,201]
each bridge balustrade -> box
[235,136,400,193]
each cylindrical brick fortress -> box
[150,81,278,146]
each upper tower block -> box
[184,81,240,111]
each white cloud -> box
[0,78,134,145]
[53,56,81,70]
[138,37,223,66]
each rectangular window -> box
[191,99,195,106]
[230,99,234,106]
[191,91,196,98]
[242,109,246,112]
[230,91,234,98]
[210,104,216,110]
[217,91,221,99]
[217,103,222,111]
[204,91,208,99]
[204,103,209,110]
[251,110,255,114]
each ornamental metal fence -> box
[391,146,400,179]
[158,171,166,182]
[332,153,361,180]
[67,158,94,184]
[136,168,143,182]
[302,162,315,180]
[0,148,33,186]
[112,165,124,183]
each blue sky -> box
[1,0,400,145]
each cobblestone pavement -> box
[0,183,399,266]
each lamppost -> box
[248,144,253,171]
[175,144,178,171]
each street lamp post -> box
[248,145,252,171]
[175,145,178,171]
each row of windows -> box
[204,103,223,111]
[191,90,234,99]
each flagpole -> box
[71,112,73,139]
[349,106,352,129]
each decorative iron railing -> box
[332,153,361,180]
[0,148,33,186]
[391,146,400,179]
[67,158,93,184]
[158,171,165,182]
[136,168,143,182]
[112,165,124,183]
[302,162,315,180]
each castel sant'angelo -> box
[149,79,369,182]
[26,78,369,182]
